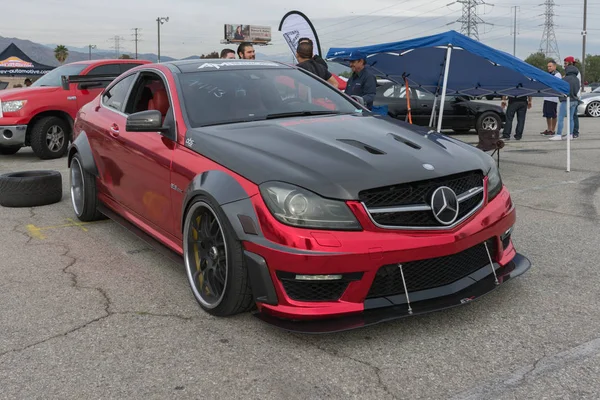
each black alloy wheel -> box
[183,196,254,316]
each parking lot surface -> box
[1,101,599,399]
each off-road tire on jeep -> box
[0,170,62,207]
[0,146,21,155]
[30,116,70,160]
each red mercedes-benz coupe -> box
[68,59,530,333]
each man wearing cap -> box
[344,51,377,110]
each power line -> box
[132,28,142,59]
[455,0,493,40]
[539,0,560,61]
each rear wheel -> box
[0,145,21,155]
[585,101,600,117]
[70,152,105,221]
[30,116,70,159]
[476,111,501,133]
[183,196,254,316]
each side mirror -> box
[126,110,168,132]
[351,95,365,106]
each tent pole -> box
[566,96,571,172]
[429,95,439,127]
[436,45,453,133]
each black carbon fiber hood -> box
[184,114,493,200]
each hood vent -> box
[388,133,422,150]
[337,139,386,155]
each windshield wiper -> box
[265,111,347,120]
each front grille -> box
[367,238,497,299]
[280,279,349,302]
[359,170,484,228]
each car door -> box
[102,70,178,236]
[91,72,138,199]
[375,83,412,120]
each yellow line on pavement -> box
[25,219,103,239]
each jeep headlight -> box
[486,162,503,201]
[1,100,27,113]
[259,182,362,230]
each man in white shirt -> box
[541,60,562,136]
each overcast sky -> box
[2,0,598,60]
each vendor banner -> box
[278,11,322,63]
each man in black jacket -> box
[298,38,328,69]
[296,42,339,88]
[550,63,580,140]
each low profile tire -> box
[0,145,21,155]
[30,116,70,160]
[585,101,600,118]
[70,153,105,222]
[476,111,501,133]
[183,196,254,317]
[0,170,62,207]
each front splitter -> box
[253,253,532,334]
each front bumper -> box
[241,185,528,332]
[253,252,531,334]
[0,125,27,146]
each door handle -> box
[109,123,120,137]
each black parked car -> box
[374,82,505,134]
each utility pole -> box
[88,44,96,60]
[539,0,560,61]
[582,0,587,84]
[132,28,141,59]
[455,0,492,41]
[156,17,169,63]
[512,6,518,56]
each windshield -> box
[178,67,361,127]
[31,64,88,87]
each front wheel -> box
[183,196,254,316]
[476,111,501,133]
[585,101,600,117]
[30,116,70,160]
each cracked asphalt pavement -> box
[0,101,599,399]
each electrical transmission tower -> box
[539,0,560,61]
[132,28,142,59]
[455,0,491,41]
[108,35,126,58]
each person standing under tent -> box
[501,95,532,140]
[549,62,580,141]
[343,51,377,110]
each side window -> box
[383,85,407,99]
[102,74,136,112]
[416,89,435,101]
[87,64,121,76]
[120,63,144,73]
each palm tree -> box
[54,45,69,64]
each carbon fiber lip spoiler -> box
[253,253,532,334]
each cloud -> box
[1,0,598,60]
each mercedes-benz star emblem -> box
[430,186,460,225]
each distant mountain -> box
[0,35,177,66]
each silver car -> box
[578,86,600,117]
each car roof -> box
[162,59,292,74]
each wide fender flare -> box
[180,170,259,236]
[67,131,98,176]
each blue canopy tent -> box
[326,30,574,171]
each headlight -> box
[259,182,362,230]
[486,162,503,201]
[1,100,27,113]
